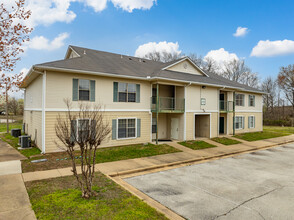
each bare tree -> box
[222,59,259,88]
[261,77,277,115]
[55,99,111,199]
[142,51,181,63]
[8,97,18,115]
[277,64,294,110]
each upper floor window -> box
[235,94,245,106]
[113,82,140,103]
[118,83,136,102]
[249,95,255,107]
[72,79,95,102]
[79,79,90,101]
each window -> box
[249,95,255,107]
[152,118,157,133]
[248,116,255,128]
[235,94,245,106]
[118,83,136,102]
[235,116,244,130]
[78,119,90,141]
[118,118,136,139]
[201,98,206,105]
[79,79,90,101]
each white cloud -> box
[25,0,76,28]
[251,39,294,57]
[111,0,156,12]
[135,41,181,60]
[24,32,69,51]
[204,48,239,72]
[233,27,249,37]
[2,0,157,28]
[81,0,108,12]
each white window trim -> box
[249,95,255,107]
[248,115,255,129]
[76,118,91,140]
[235,94,245,107]
[118,82,137,103]
[235,116,244,130]
[78,79,91,101]
[116,117,137,140]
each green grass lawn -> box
[211,137,241,145]
[0,120,22,132]
[263,126,294,135]
[234,128,291,142]
[25,173,168,220]
[178,140,217,150]
[22,143,181,173]
[0,133,41,157]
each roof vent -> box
[129,57,132,60]
[83,50,86,55]
[139,58,142,62]
[143,60,146,63]
[121,55,123,59]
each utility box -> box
[11,129,21,137]
[19,135,31,148]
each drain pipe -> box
[184,82,192,141]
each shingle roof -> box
[34,45,263,93]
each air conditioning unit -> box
[19,135,31,148]
[11,129,21,137]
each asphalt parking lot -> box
[125,144,294,220]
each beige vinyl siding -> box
[45,111,151,153]
[235,93,262,112]
[24,75,43,109]
[45,71,151,110]
[186,85,218,111]
[227,112,263,135]
[166,60,204,75]
[23,110,42,150]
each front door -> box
[219,117,225,134]
[171,118,179,140]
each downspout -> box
[156,83,159,145]
[184,82,192,141]
[233,91,236,135]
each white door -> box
[171,118,179,140]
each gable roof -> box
[22,45,264,94]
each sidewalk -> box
[22,134,294,182]
[0,139,36,220]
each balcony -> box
[151,97,185,113]
[219,101,234,112]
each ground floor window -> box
[118,118,136,139]
[248,116,255,128]
[235,116,244,130]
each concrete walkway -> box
[0,139,36,220]
[0,139,26,162]
[0,174,36,220]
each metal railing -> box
[219,100,234,112]
[151,97,185,113]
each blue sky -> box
[12,0,294,91]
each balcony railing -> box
[151,97,185,113]
[219,101,234,112]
